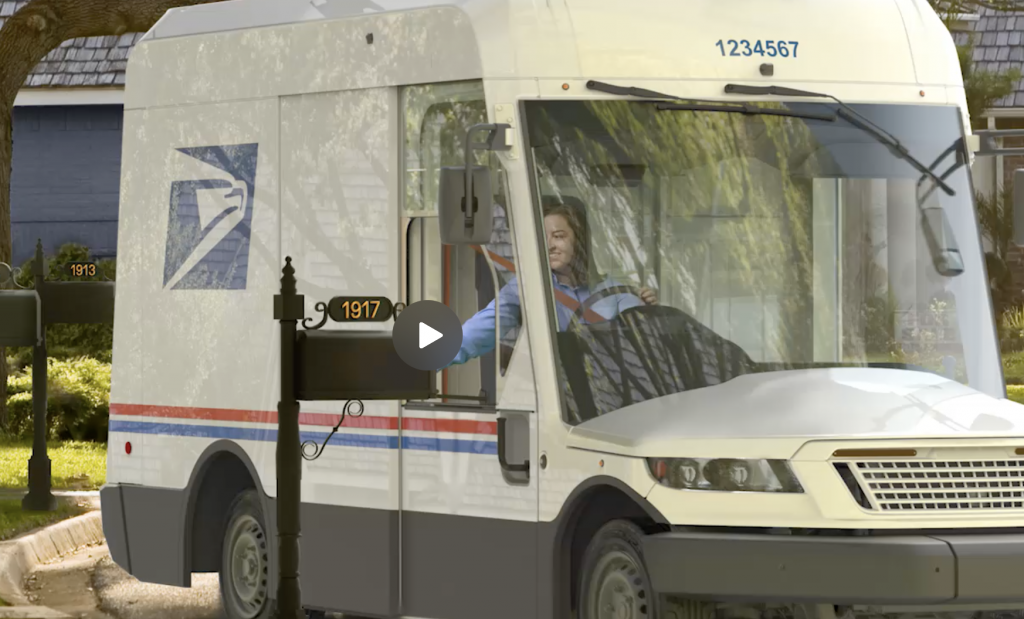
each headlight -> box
[646,457,803,493]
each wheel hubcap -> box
[227,514,268,619]
[587,550,649,619]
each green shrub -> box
[1001,306,1024,353]
[1005,349,1024,386]
[5,243,115,368]
[3,357,111,442]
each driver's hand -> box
[639,287,658,305]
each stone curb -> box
[0,607,72,618]
[0,510,104,612]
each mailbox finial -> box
[33,241,44,277]
[281,256,296,296]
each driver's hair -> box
[541,195,603,287]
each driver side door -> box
[397,80,538,619]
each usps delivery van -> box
[99,0,1024,618]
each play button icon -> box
[393,300,463,371]
[419,322,443,349]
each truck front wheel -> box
[220,489,272,619]
[578,519,660,619]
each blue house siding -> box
[10,104,123,266]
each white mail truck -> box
[100,0,1024,618]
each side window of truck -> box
[401,80,523,407]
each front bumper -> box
[643,531,1024,605]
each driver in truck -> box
[448,195,659,366]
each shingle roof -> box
[0,0,142,88]
[953,7,1024,107]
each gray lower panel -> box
[402,510,537,619]
[297,501,398,617]
[934,534,1024,603]
[537,520,567,619]
[98,485,130,574]
[112,483,544,617]
[643,532,956,604]
[121,484,188,587]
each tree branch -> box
[0,0,224,112]
[0,0,227,270]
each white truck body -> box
[100,0,1021,618]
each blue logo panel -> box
[163,143,259,290]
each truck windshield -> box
[522,99,1001,424]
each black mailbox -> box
[0,291,39,346]
[293,330,434,401]
[41,281,115,325]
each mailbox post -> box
[22,241,56,512]
[273,257,304,619]
[272,257,432,619]
[0,239,116,512]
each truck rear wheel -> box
[220,489,272,619]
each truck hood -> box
[565,368,1024,458]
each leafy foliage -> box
[957,35,1023,127]
[977,185,1017,319]
[3,356,111,441]
[927,1,1024,127]
[1002,305,1024,352]
[931,0,1024,18]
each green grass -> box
[0,498,88,541]
[0,439,106,490]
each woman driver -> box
[448,196,657,367]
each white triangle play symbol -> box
[419,322,443,349]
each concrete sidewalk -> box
[0,495,104,618]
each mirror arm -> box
[463,126,478,229]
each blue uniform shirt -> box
[448,273,642,366]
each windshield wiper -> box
[723,83,955,197]
[724,83,964,277]
[585,80,836,122]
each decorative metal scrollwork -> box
[392,302,406,319]
[0,262,30,289]
[301,301,329,330]
[300,399,364,461]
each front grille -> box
[837,458,1024,512]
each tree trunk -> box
[0,0,227,435]
[0,99,9,432]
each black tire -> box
[578,519,659,619]
[220,489,272,619]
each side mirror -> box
[1014,169,1024,246]
[920,205,965,277]
[437,123,511,245]
[439,166,494,245]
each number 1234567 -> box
[716,40,799,58]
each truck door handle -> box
[496,416,529,473]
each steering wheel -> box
[569,284,645,326]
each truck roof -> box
[125,0,963,110]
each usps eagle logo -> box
[162,143,259,290]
